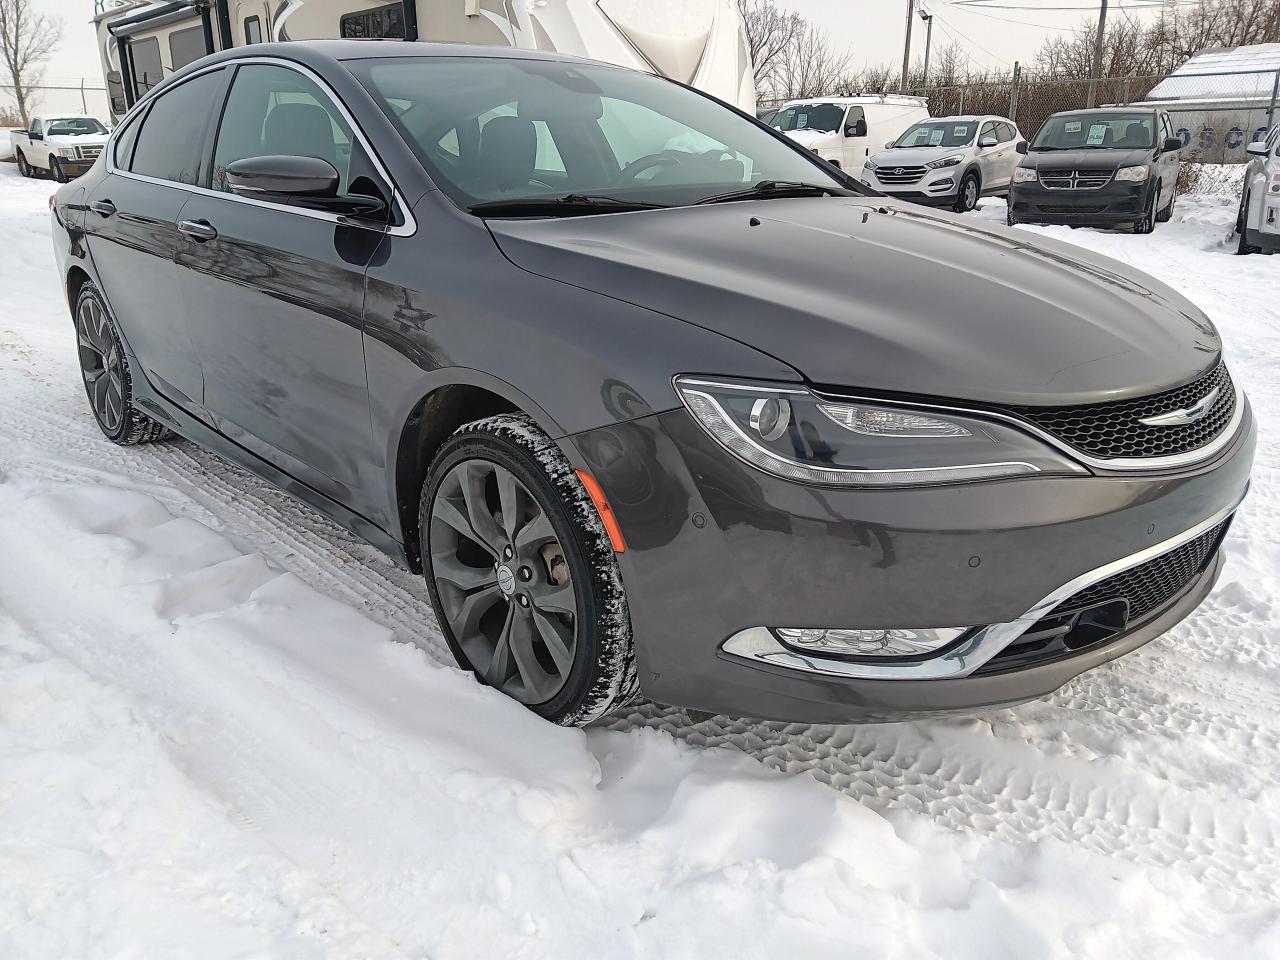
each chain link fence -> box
[0,81,111,127]
[897,67,1280,162]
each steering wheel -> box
[617,152,683,182]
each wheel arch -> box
[66,265,94,319]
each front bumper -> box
[1010,179,1152,224]
[570,401,1254,722]
[51,159,95,177]
[862,167,960,205]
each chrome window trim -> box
[104,55,417,238]
[812,375,1247,474]
[721,484,1246,681]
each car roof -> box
[1050,107,1157,118]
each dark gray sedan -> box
[50,42,1253,725]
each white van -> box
[771,95,929,170]
[95,0,756,121]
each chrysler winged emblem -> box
[1137,386,1220,427]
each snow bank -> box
[2,163,1279,958]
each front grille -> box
[976,518,1230,674]
[876,165,927,185]
[1040,168,1113,190]
[1013,362,1236,460]
[76,145,103,161]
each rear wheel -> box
[954,172,980,213]
[421,414,637,726]
[16,151,33,178]
[74,283,169,445]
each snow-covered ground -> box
[1,162,1278,958]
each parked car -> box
[51,42,1253,726]
[771,95,929,170]
[11,115,110,182]
[861,115,1024,213]
[1236,125,1280,254]
[1008,107,1182,232]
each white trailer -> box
[93,0,756,121]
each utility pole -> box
[900,0,915,92]
[919,3,934,86]
[1086,0,1108,108]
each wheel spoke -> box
[93,370,110,417]
[531,582,575,616]
[514,512,556,553]
[432,495,497,558]
[531,607,574,674]
[460,461,505,553]
[507,611,553,701]
[484,607,516,687]
[497,467,525,542]
[451,583,505,640]
[105,381,123,427]
[433,552,498,591]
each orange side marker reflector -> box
[576,470,626,553]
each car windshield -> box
[770,103,846,133]
[353,57,857,213]
[893,120,977,148]
[45,118,108,136]
[1031,113,1153,150]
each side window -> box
[130,37,163,95]
[244,16,263,44]
[979,121,996,144]
[112,109,144,169]
[169,25,207,71]
[30,119,41,136]
[212,63,364,196]
[340,2,405,38]
[844,106,866,137]
[131,69,224,184]
[998,121,1015,142]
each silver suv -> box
[861,115,1025,212]
[1237,125,1280,254]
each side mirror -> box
[979,135,998,149]
[1246,140,1269,157]
[30,131,43,141]
[1016,141,1029,154]
[884,140,896,149]
[1163,136,1183,154]
[226,154,340,198]
[844,119,867,138]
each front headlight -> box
[864,158,878,171]
[1012,167,1038,183]
[926,154,964,169]
[57,147,76,157]
[674,377,1084,487]
[1115,164,1150,182]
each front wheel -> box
[51,157,69,183]
[954,173,980,213]
[1236,191,1260,255]
[1156,183,1175,222]
[1134,188,1158,234]
[420,414,637,726]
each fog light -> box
[775,626,968,657]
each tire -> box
[1156,183,1175,223]
[954,172,979,213]
[1134,187,1157,234]
[1005,206,1016,227]
[420,413,637,726]
[15,150,33,178]
[1236,191,1259,256]
[73,283,170,445]
[51,157,68,183]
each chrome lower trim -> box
[721,485,1246,681]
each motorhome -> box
[93,0,756,120]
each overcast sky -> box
[34,0,1125,86]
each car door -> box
[993,121,1020,189]
[27,118,47,166]
[974,120,1004,190]
[175,61,390,510]
[83,68,228,414]
[842,105,867,169]
[1158,112,1180,199]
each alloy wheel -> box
[964,178,978,209]
[429,459,578,704]
[76,296,125,434]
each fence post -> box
[80,78,87,114]
[1122,77,1131,105]
[1270,69,1280,130]
[1009,61,1021,121]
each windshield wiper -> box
[468,194,668,217]
[694,180,854,205]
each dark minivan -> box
[1008,107,1183,232]
[51,43,1251,726]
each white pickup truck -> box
[10,115,111,182]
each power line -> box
[932,12,1014,66]
[950,6,1079,28]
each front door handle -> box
[177,218,218,242]
[89,199,116,217]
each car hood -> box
[783,128,837,149]
[873,145,971,166]
[46,133,108,147]
[486,197,1220,406]
[1021,146,1152,170]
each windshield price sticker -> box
[929,129,944,145]
[1086,124,1107,146]
[1065,120,1082,133]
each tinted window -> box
[844,106,865,134]
[771,103,845,133]
[244,16,262,43]
[30,119,41,136]
[340,2,405,38]
[131,70,223,184]
[212,63,362,196]
[130,37,163,95]
[113,109,143,168]
[896,120,976,147]
[998,121,1016,142]
[169,25,207,71]
[107,70,127,117]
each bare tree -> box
[0,0,61,128]
[767,18,850,101]
[737,0,804,96]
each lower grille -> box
[1036,204,1106,214]
[876,165,927,185]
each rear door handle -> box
[177,218,218,242]
[89,199,116,217]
